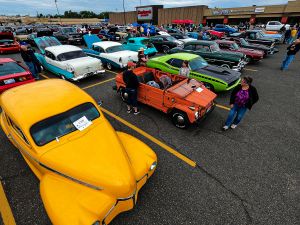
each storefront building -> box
[109,0,300,25]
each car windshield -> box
[62,27,76,34]
[0,62,26,76]
[240,38,249,45]
[166,36,177,42]
[231,43,239,50]
[57,50,86,61]
[210,43,220,52]
[106,45,125,53]
[189,57,208,70]
[30,102,100,146]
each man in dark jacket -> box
[281,39,300,70]
[123,62,140,115]
[20,44,41,79]
[223,77,259,130]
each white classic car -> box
[34,36,105,81]
[83,34,138,70]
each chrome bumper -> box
[72,69,105,81]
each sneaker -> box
[127,109,132,114]
[222,125,229,131]
[230,124,237,129]
[133,110,140,115]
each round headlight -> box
[149,161,157,171]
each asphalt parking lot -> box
[0,45,299,225]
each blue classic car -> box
[123,37,157,56]
[83,34,138,70]
[253,30,284,43]
[214,24,237,34]
[34,36,104,81]
[98,28,121,41]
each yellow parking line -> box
[215,104,230,111]
[0,182,16,225]
[82,78,115,90]
[100,106,197,168]
[40,73,50,79]
[106,70,118,74]
[244,68,258,72]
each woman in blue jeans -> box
[223,77,259,131]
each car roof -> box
[0,79,95,131]
[93,41,121,49]
[0,58,15,63]
[45,45,82,56]
[186,40,214,45]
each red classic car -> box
[216,40,264,62]
[0,32,20,54]
[207,30,225,39]
[115,67,217,128]
[0,58,35,93]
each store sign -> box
[212,9,233,15]
[137,7,153,20]
[255,7,265,13]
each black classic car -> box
[53,27,83,45]
[229,31,276,47]
[149,35,184,53]
[169,40,247,71]
[225,37,278,55]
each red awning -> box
[172,19,194,24]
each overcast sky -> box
[0,0,289,16]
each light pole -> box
[54,0,62,24]
[123,0,126,25]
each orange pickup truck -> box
[115,67,217,128]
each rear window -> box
[57,50,86,61]
[30,102,100,146]
[0,62,26,76]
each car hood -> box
[238,47,264,56]
[34,36,62,54]
[39,121,136,198]
[193,64,241,83]
[184,86,217,107]
[83,34,102,49]
[179,38,197,43]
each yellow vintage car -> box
[0,79,157,225]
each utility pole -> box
[123,0,126,25]
[54,0,62,24]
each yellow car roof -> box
[1,79,95,130]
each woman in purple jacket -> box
[223,77,259,130]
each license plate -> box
[4,79,15,84]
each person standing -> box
[123,62,140,115]
[146,27,150,37]
[223,77,259,130]
[20,44,41,80]
[179,60,190,77]
[291,27,298,42]
[281,39,300,70]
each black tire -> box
[171,110,190,129]
[118,88,128,102]
[162,45,170,54]
[203,82,215,92]
[106,62,112,70]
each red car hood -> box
[0,32,14,40]
[238,47,264,57]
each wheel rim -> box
[221,64,230,69]
[107,63,112,70]
[163,46,169,54]
[176,115,185,125]
[173,113,186,128]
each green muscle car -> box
[146,53,241,92]
[169,40,247,71]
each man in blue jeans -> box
[281,39,300,70]
[223,77,259,131]
[20,44,41,79]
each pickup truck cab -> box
[115,67,216,128]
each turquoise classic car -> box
[34,36,104,81]
[123,37,157,56]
